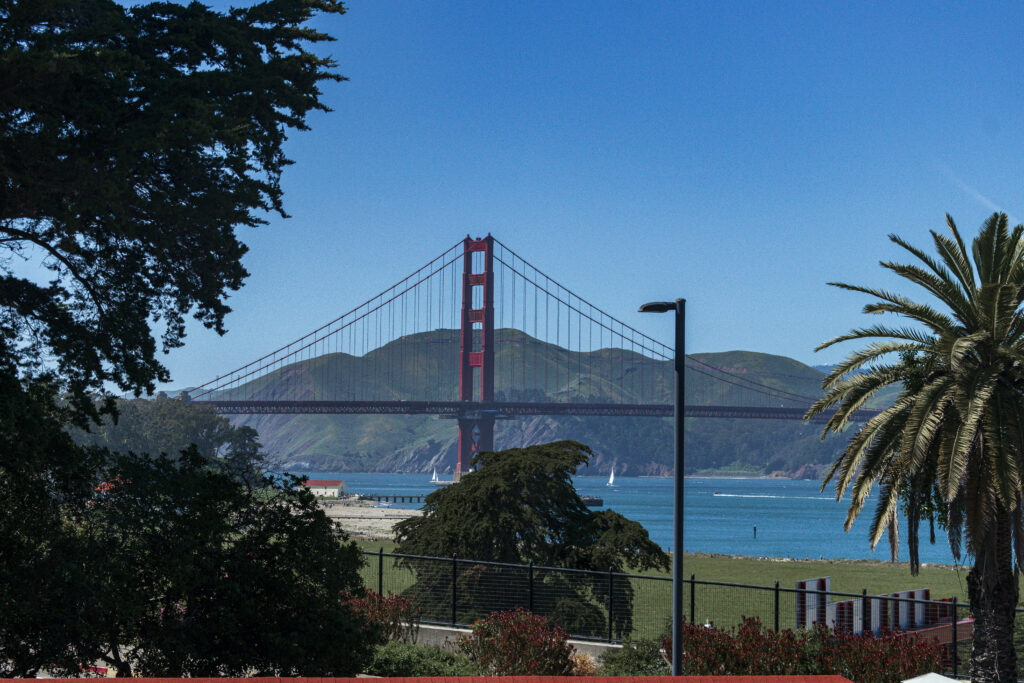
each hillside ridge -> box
[220,331,863,476]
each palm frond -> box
[826,414,893,501]
[948,330,988,371]
[940,370,999,498]
[1004,224,1024,283]
[932,227,976,298]
[959,452,995,558]
[1003,307,1024,345]
[815,341,917,388]
[819,326,932,358]
[890,232,961,288]
[972,213,1009,285]
[842,416,905,521]
[989,283,1024,341]
[880,259,975,327]
[898,375,951,476]
[826,282,956,333]
[984,391,1020,509]
[947,494,964,562]
[866,476,901,553]
[809,364,905,432]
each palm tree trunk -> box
[968,507,1019,683]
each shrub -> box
[803,625,944,682]
[598,638,669,676]
[661,617,943,682]
[570,651,598,676]
[343,590,421,643]
[456,608,574,675]
[366,641,479,677]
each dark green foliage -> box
[74,395,265,481]
[3,379,380,677]
[395,441,667,571]
[49,447,377,677]
[0,376,104,677]
[85,451,379,677]
[394,441,668,637]
[598,638,670,676]
[0,0,364,673]
[366,642,480,677]
[0,0,345,422]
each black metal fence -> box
[361,549,1024,678]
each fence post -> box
[378,547,384,596]
[690,573,695,624]
[951,597,958,678]
[607,567,614,643]
[451,553,458,626]
[861,589,867,635]
[774,581,780,632]
[528,560,535,613]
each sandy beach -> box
[319,496,421,540]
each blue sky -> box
[158,1,1024,391]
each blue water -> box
[298,471,962,565]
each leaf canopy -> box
[0,0,344,422]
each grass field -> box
[352,539,971,598]
[351,538,978,641]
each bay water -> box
[299,471,961,565]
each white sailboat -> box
[607,467,615,487]
[431,468,439,483]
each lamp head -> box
[639,301,676,313]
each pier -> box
[361,493,427,504]
[360,492,602,507]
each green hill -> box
[222,330,873,477]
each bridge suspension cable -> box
[190,234,826,414]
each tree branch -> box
[0,224,107,316]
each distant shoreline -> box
[290,469,816,480]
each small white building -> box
[305,479,346,498]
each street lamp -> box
[639,298,684,676]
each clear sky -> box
[157,1,1024,392]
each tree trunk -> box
[968,507,1019,683]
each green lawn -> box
[675,553,971,601]
[352,541,978,641]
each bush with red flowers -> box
[662,617,942,683]
[456,608,575,675]
[343,590,421,643]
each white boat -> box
[374,501,392,508]
[607,467,615,487]
[431,468,439,483]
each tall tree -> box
[0,0,364,674]
[394,441,668,638]
[0,0,345,422]
[807,213,1024,683]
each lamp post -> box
[639,298,684,676]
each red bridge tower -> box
[456,235,495,479]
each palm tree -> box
[807,213,1024,683]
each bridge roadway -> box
[203,400,880,422]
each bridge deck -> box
[201,400,878,422]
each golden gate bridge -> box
[188,235,878,478]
